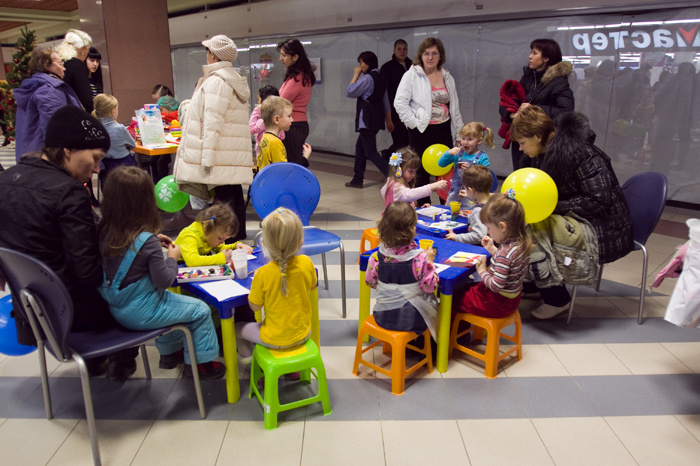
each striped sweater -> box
[478,238,529,297]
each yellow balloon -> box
[422,144,451,176]
[501,168,558,224]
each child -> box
[151,83,173,104]
[98,166,225,380]
[257,96,311,169]
[365,201,439,337]
[249,85,285,157]
[445,164,492,244]
[92,93,136,188]
[454,191,531,318]
[174,203,253,267]
[235,208,317,362]
[381,148,447,209]
[438,122,494,208]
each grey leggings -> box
[235,321,310,358]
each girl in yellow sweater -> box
[175,203,253,266]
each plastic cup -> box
[231,250,248,279]
[449,201,460,214]
[419,239,434,250]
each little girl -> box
[92,93,136,188]
[175,203,253,267]
[235,208,317,362]
[98,167,225,380]
[249,85,285,157]
[381,148,447,209]
[454,191,531,318]
[365,201,439,338]
[438,122,494,207]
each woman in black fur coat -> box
[510,106,633,319]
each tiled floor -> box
[2,150,700,465]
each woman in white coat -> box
[394,37,463,205]
[174,35,253,241]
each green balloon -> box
[155,176,189,212]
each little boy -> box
[257,96,311,169]
[445,164,493,244]
[249,85,285,157]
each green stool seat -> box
[249,339,332,430]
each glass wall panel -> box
[170,6,700,203]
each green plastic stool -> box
[249,339,332,430]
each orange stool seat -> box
[358,228,380,263]
[352,315,433,395]
[449,310,522,378]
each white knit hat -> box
[202,35,237,62]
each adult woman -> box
[344,51,391,188]
[511,106,633,319]
[277,38,315,167]
[173,35,252,241]
[0,106,139,380]
[13,44,81,161]
[57,29,94,113]
[501,38,574,170]
[86,47,103,98]
[394,37,463,206]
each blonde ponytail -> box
[260,208,304,297]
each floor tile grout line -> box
[600,416,642,465]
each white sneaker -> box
[237,352,252,366]
[530,302,570,320]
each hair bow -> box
[389,152,402,167]
[504,188,516,200]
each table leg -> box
[310,286,320,348]
[220,317,240,403]
[436,292,453,373]
[359,270,371,343]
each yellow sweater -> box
[174,221,239,266]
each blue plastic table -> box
[358,234,489,373]
[180,252,320,403]
[415,204,469,238]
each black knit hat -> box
[44,106,111,151]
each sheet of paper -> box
[199,279,250,301]
[247,254,257,260]
[416,206,445,217]
[433,263,449,274]
[428,220,462,230]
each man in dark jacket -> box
[380,40,412,159]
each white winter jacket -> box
[394,65,463,138]
[174,61,253,198]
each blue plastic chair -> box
[0,247,207,466]
[566,172,667,325]
[251,163,347,318]
[489,169,499,193]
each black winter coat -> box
[500,61,575,123]
[533,112,634,264]
[0,156,115,344]
[380,54,412,109]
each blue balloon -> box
[0,295,36,356]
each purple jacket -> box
[14,73,81,161]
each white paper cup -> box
[231,250,248,279]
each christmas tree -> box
[0,26,36,142]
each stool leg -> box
[314,362,332,416]
[390,338,406,395]
[483,323,500,378]
[515,313,523,360]
[352,327,367,375]
[263,371,280,430]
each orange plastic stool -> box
[358,228,380,263]
[448,310,522,378]
[352,315,433,395]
